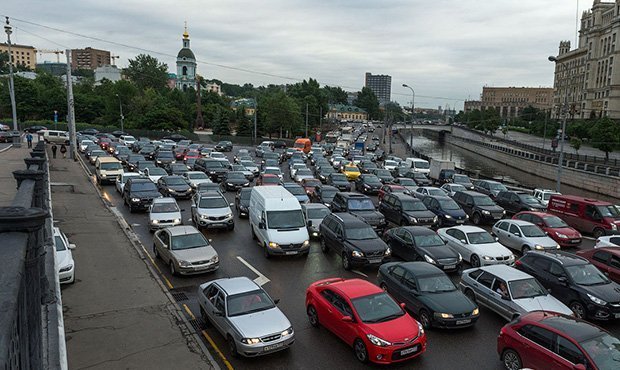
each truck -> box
[429,159,455,185]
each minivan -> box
[249,186,310,258]
[547,195,620,238]
[43,130,69,145]
[404,158,430,175]
[95,157,124,185]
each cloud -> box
[4,0,591,109]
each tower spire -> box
[183,21,189,39]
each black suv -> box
[379,193,437,227]
[516,251,620,320]
[122,178,162,212]
[331,192,386,232]
[215,140,233,152]
[194,158,229,182]
[354,174,382,194]
[155,150,176,168]
[495,190,546,214]
[327,173,351,191]
[319,212,391,270]
[452,191,505,225]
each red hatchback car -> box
[306,278,426,364]
[576,247,620,284]
[378,184,407,203]
[497,311,620,370]
[257,174,280,186]
[513,211,582,247]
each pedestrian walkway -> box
[0,141,31,205]
[47,150,214,369]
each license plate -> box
[369,258,383,264]
[571,239,581,243]
[456,319,471,325]
[400,345,418,356]
[456,220,464,224]
[263,343,284,351]
[285,251,298,255]
[444,265,456,270]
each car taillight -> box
[514,260,522,267]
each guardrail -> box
[0,142,66,369]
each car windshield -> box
[239,190,251,200]
[206,161,226,169]
[364,176,381,185]
[418,275,457,293]
[170,233,208,250]
[345,166,359,172]
[429,189,446,196]
[473,196,496,206]
[297,169,312,176]
[100,162,122,170]
[199,197,228,208]
[321,189,337,199]
[227,173,246,180]
[508,278,547,299]
[439,199,460,210]
[148,168,167,175]
[158,152,174,159]
[453,175,470,183]
[466,231,496,244]
[152,202,179,213]
[348,198,375,211]
[189,172,208,180]
[262,176,279,184]
[331,174,347,181]
[597,205,620,218]
[384,160,398,167]
[413,234,445,247]
[489,183,507,191]
[346,226,377,240]
[402,200,426,211]
[265,169,281,175]
[227,290,275,317]
[543,216,569,228]
[131,182,158,192]
[520,195,540,205]
[351,293,405,323]
[520,224,546,237]
[580,333,620,369]
[267,210,305,229]
[285,185,305,195]
[307,208,330,219]
[413,161,430,169]
[413,173,427,180]
[165,177,187,185]
[241,161,256,168]
[398,178,415,186]
[566,264,610,286]
[54,235,67,251]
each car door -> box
[202,284,225,334]
[389,228,408,259]
[490,278,515,319]
[402,230,419,261]
[473,271,496,309]
[609,254,620,283]
[401,272,424,313]
[552,335,590,370]
[155,230,171,264]
[447,229,470,260]
[590,250,612,276]
[506,223,523,250]
[211,290,228,335]
[332,294,358,345]
[515,325,559,370]
[383,265,407,303]
[316,289,339,333]
[331,222,345,253]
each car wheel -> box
[169,262,177,276]
[502,349,522,370]
[521,245,531,254]
[353,339,369,363]
[228,224,235,231]
[472,213,481,225]
[263,244,271,259]
[400,217,408,226]
[200,306,211,327]
[464,289,476,303]
[569,301,586,319]
[437,217,444,227]
[593,228,605,239]
[320,238,329,253]
[227,335,239,358]
[419,309,432,330]
[307,305,319,328]
[470,254,481,268]
[342,253,352,271]
[153,244,160,259]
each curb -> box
[73,152,220,370]
[0,144,13,153]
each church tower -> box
[176,23,197,91]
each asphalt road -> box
[82,137,620,370]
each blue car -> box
[422,195,468,227]
[281,182,309,204]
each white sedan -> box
[440,183,467,197]
[182,171,212,189]
[116,172,143,194]
[144,167,167,183]
[438,225,515,267]
[54,227,76,284]
[595,235,620,248]
[413,186,447,200]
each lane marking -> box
[138,243,174,289]
[183,304,196,320]
[583,236,595,241]
[352,270,368,278]
[236,256,270,286]
[202,330,235,370]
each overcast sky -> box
[4,0,592,109]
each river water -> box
[406,130,618,202]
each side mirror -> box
[213,309,223,317]
[341,315,353,323]
[274,298,281,304]
[181,208,186,212]
[68,243,77,250]
[460,239,467,244]
[399,302,406,309]
[558,276,568,285]
[495,237,499,241]
[259,221,266,229]
[230,203,234,206]
[307,220,313,227]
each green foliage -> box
[354,87,381,120]
[212,110,231,135]
[235,118,253,137]
[570,137,582,154]
[384,102,405,122]
[259,89,302,137]
[323,86,348,104]
[589,117,620,160]
[123,54,169,90]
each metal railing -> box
[0,141,66,369]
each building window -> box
[182,66,187,76]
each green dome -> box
[177,48,195,60]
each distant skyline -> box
[3,0,593,110]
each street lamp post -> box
[115,94,124,133]
[402,84,415,155]
[4,17,19,147]
[548,56,568,193]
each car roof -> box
[302,203,329,211]
[475,265,532,280]
[331,212,369,227]
[401,226,436,235]
[398,261,444,277]
[551,194,611,206]
[153,197,178,204]
[526,312,606,342]
[329,278,382,300]
[525,250,589,265]
[457,191,487,197]
[445,225,487,233]
[166,225,201,236]
[215,277,260,296]
[501,219,532,226]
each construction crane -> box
[37,49,64,63]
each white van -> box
[95,157,124,185]
[249,186,310,258]
[404,157,430,174]
[43,130,69,145]
[119,135,137,147]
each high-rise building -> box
[175,25,197,91]
[0,43,37,69]
[364,72,392,105]
[464,86,553,118]
[70,47,111,70]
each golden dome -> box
[183,21,189,39]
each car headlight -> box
[352,250,364,258]
[417,321,425,336]
[434,312,454,319]
[241,338,261,345]
[534,244,544,250]
[59,264,73,273]
[131,197,140,203]
[433,216,438,223]
[156,160,161,163]
[587,293,607,306]
[472,308,479,316]
[151,219,159,224]
[210,255,219,263]
[482,255,493,261]
[366,334,391,347]
[384,247,391,256]
[611,224,618,231]
[281,327,293,337]
[556,233,569,239]
[226,213,233,218]
[458,253,463,262]
[173,218,181,224]
[201,214,209,219]
[227,182,233,186]
[465,215,469,219]
[481,210,491,215]
[169,189,176,193]
[178,260,191,267]
[556,244,561,249]
[410,217,418,223]
[502,210,506,214]
[444,214,452,219]
[424,254,436,264]
[268,242,279,249]
[302,240,310,247]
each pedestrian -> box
[26,133,33,148]
[60,144,67,159]
[51,143,57,158]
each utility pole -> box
[65,50,77,160]
[305,103,309,137]
[4,17,19,147]
[403,84,415,155]
[253,98,257,145]
[319,106,323,136]
[115,94,124,132]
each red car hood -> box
[363,314,421,343]
[547,226,581,238]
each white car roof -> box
[441,225,488,233]
[474,265,532,281]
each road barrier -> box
[0,142,66,369]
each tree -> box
[260,89,302,138]
[123,54,169,90]
[235,117,252,137]
[384,102,405,122]
[323,85,348,104]
[570,137,582,155]
[354,87,381,120]
[212,109,231,135]
[589,117,620,161]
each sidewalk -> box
[47,152,213,369]
[0,144,30,205]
